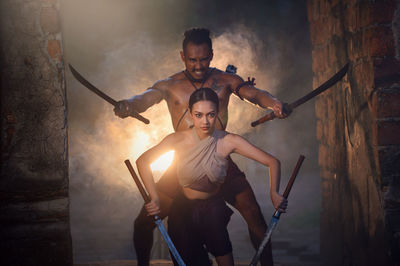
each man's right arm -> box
[114,82,165,119]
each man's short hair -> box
[182,28,212,52]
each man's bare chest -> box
[165,79,230,108]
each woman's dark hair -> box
[183,28,212,52]
[189,88,219,112]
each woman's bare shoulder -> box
[164,130,185,142]
[220,131,242,142]
[166,129,192,145]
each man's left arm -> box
[229,75,290,118]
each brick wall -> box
[0,0,72,265]
[307,0,399,265]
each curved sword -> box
[251,63,349,127]
[69,64,150,124]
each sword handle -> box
[251,103,292,127]
[124,159,151,203]
[129,111,150,125]
[115,101,150,124]
[272,155,305,219]
[282,155,305,199]
[251,63,349,128]
[251,111,275,127]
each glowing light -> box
[150,150,175,172]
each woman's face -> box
[190,100,218,135]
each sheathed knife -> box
[69,64,149,124]
[251,63,349,127]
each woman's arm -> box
[224,134,287,212]
[136,133,178,216]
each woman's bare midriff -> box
[182,186,220,200]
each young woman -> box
[136,88,287,266]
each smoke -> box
[213,27,278,134]
[69,26,283,190]
[63,0,318,263]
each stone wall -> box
[307,0,400,265]
[0,0,72,265]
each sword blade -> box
[154,218,186,266]
[289,63,349,109]
[69,64,117,106]
[249,155,305,265]
[249,216,279,266]
[69,64,150,124]
[251,63,349,127]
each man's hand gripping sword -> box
[124,160,186,266]
[251,63,349,127]
[250,155,305,266]
[69,64,149,124]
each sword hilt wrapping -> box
[124,159,151,203]
[282,155,305,199]
[251,111,275,127]
[250,103,292,127]
[272,155,304,218]
[129,111,150,125]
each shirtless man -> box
[114,28,289,266]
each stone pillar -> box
[307,0,399,265]
[0,0,72,265]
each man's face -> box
[180,42,213,80]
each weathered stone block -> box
[370,0,396,25]
[312,46,328,73]
[375,120,400,146]
[326,92,338,120]
[315,95,328,120]
[318,143,330,168]
[0,198,69,224]
[374,57,400,87]
[346,24,394,61]
[307,0,325,22]
[371,89,400,119]
[309,17,330,46]
[47,39,61,61]
[316,118,324,140]
[345,2,371,33]
[369,25,395,57]
[378,146,400,180]
[332,16,343,38]
[352,61,374,98]
[326,119,338,147]
[40,7,60,34]
[347,31,369,60]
